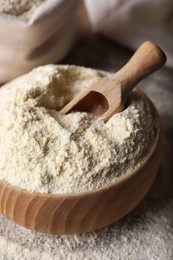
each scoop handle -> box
[112,41,166,97]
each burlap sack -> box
[0,0,78,83]
[84,0,173,68]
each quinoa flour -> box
[0,0,48,20]
[0,64,156,194]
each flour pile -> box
[0,65,156,194]
[0,0,47,20]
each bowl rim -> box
[0,88,161,199]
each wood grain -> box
[0,89,161,235]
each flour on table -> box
[0,64,156,194]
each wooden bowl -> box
[0,89,161,235]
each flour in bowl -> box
[0,64,157,194]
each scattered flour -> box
[0,64,156,194]
[0,0,48,20]
[0,199,172,259]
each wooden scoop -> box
[60,41,166,122]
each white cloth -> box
[0,0,78,83]
[84,0,173,68]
